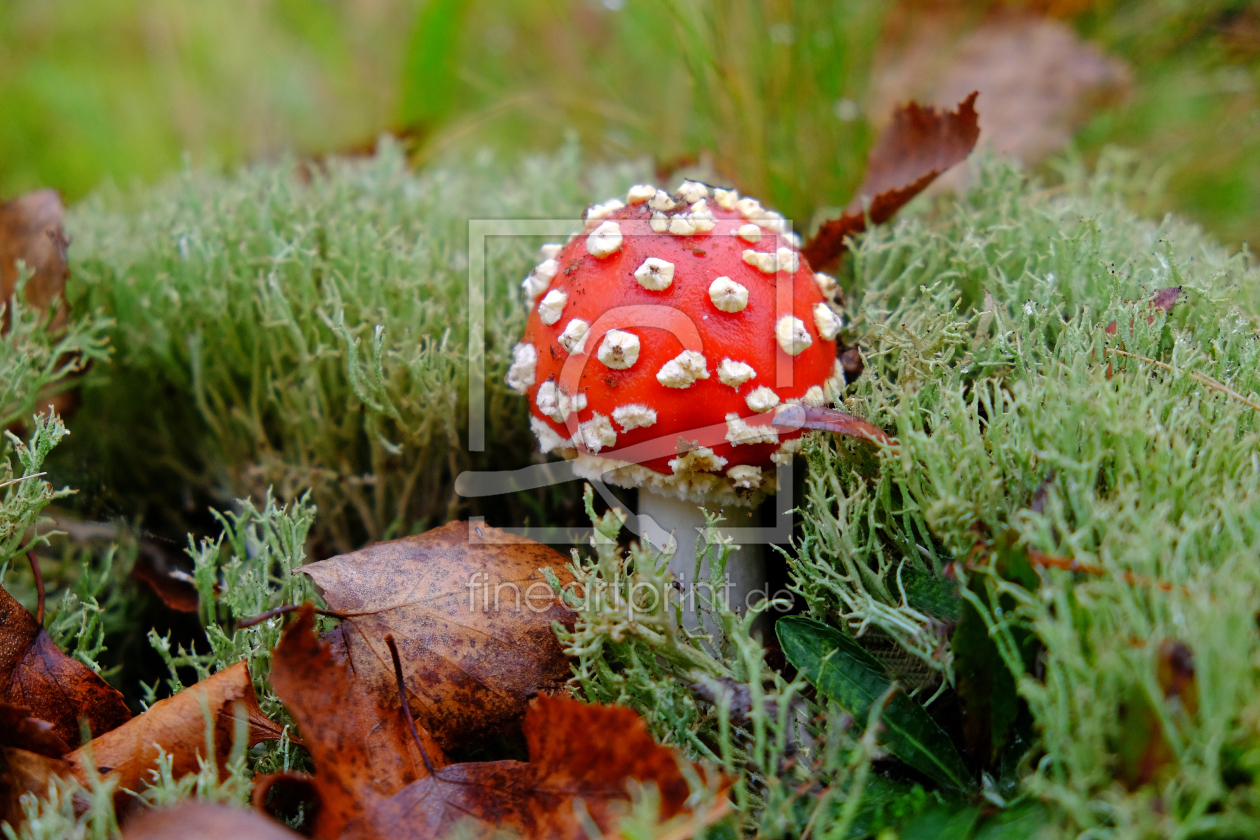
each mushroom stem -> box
[638,492,765,635]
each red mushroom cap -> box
[506,182,845,506]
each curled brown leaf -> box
[251,772,320,829]
[0,584,131,748]
[66,661,282,810]
[0,745,72,831]
[803,92,980,269]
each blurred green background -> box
[1,0,1258,247]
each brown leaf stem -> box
[384,634,436,777]
[26,551,44,626]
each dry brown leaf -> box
[803,93,980,269]
[300,520,576,751]
[0,701,71,757]
[0,189,69,331]
[130,552,200,614]
[344,694,723,840]
[270,604,448,840]
[50,514,200,614]
[0,745,72,831]
[122,800,304,840]
[0,584,131,747]
[66,662,283,805]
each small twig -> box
[27,551,45,626]
[236,603,346,629]
[969,545,1182,594]
[0,471,45,490]
[1106,348,1260,413]
[1024,549,1104,576]
[386,633,436,776]
[1027,548,1181,593]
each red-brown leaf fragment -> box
[130,551,200,614]
[0,584,131,748]
[1156,638,1198,717]
[1151,286,1182,314]
[1116,640,1199,791]
[270,605,448,840]
[1104,286,1183,335]
[344,695,721,840]
[300,521,576,751]
[803,92,980,269]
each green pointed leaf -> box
[400,0,469,128]
[777,616,976,791]
[971,801,1049,840]
[900,800,982,840]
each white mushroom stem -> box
[637,492,766,635]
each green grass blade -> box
[777,615,976,792]
[400,0,469,129]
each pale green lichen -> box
[62,139,651,549]
[791,149,1260,837]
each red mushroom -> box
[506,180,853,623]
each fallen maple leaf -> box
[0,189,69,331]
[122,800,304,840]
[343,693,724,840]
[299,520,576,751]
[0,584,131,748]
[270,604,448,840]
[803,92,980,269]
[65,661,282,810]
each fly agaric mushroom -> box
[507,181,876,624]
